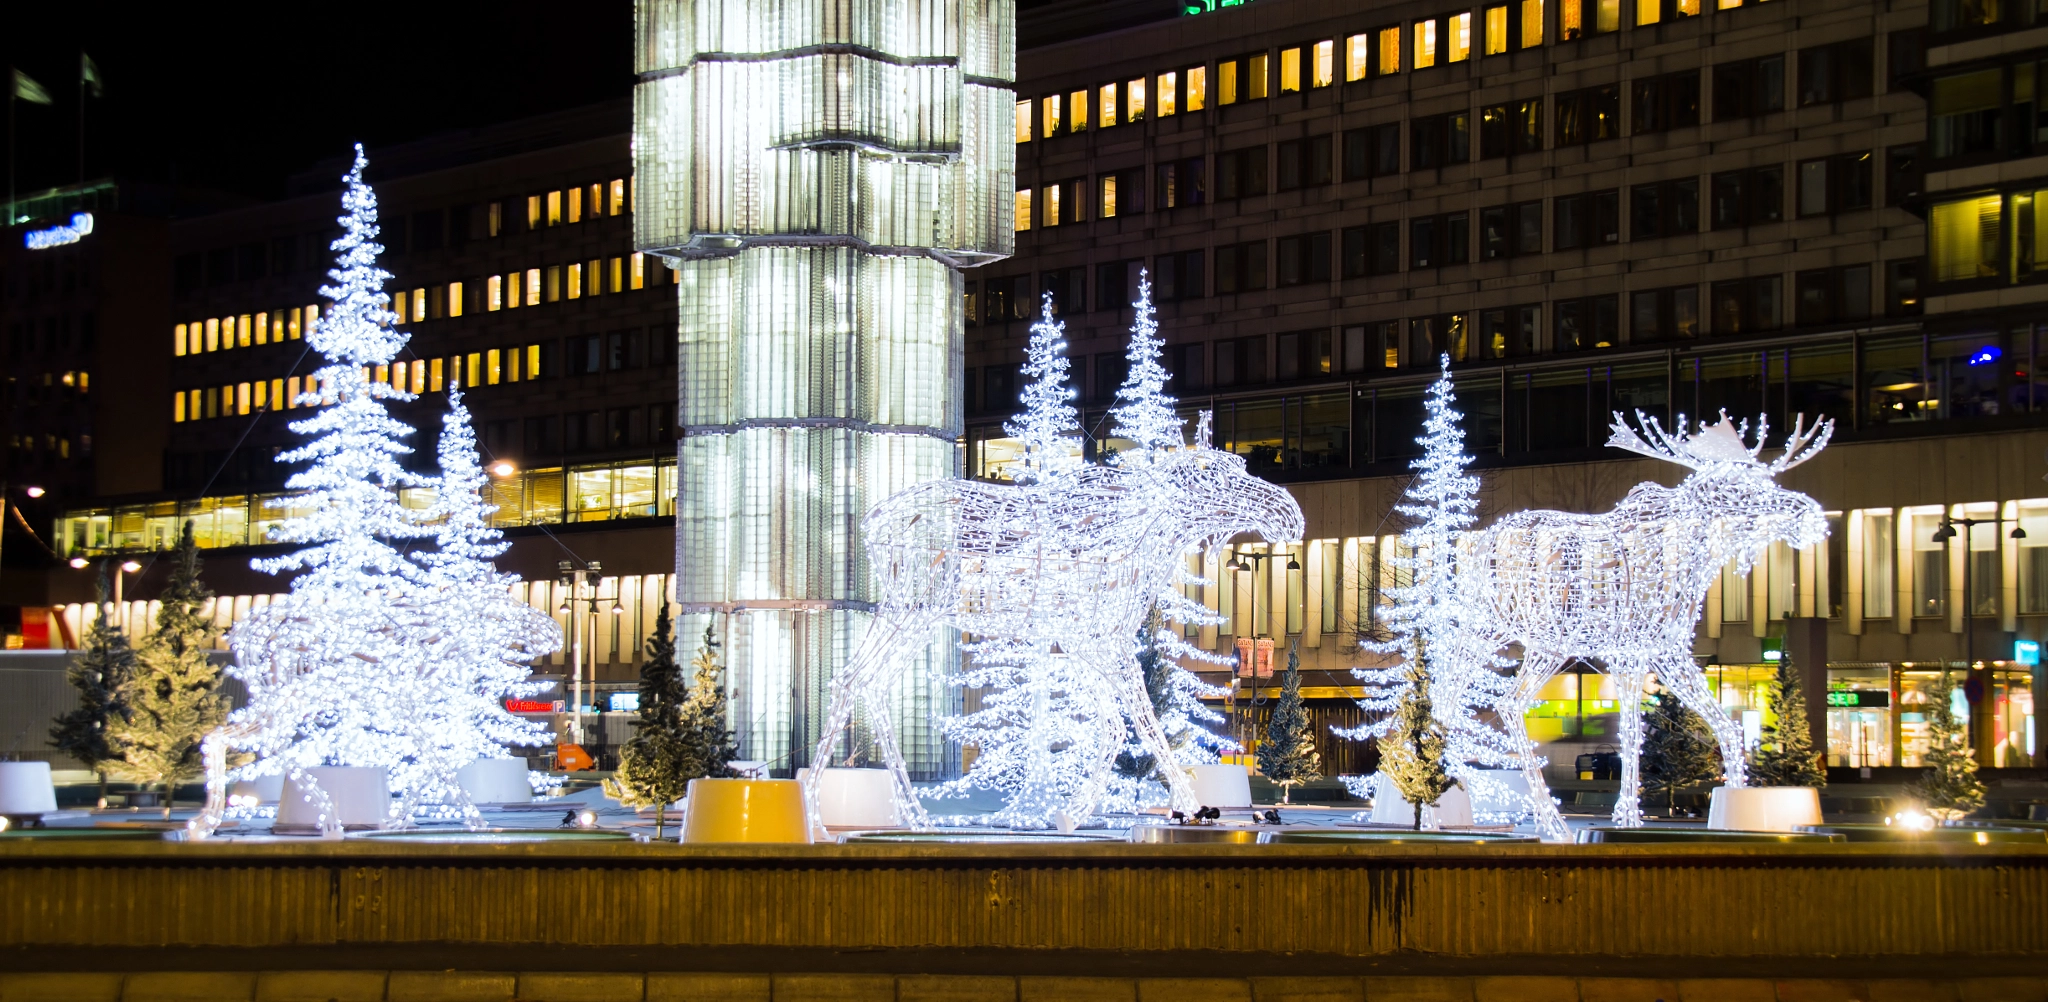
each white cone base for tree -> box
[1189,763,1252,809]
[808,767,902,828]
[0,762,58,815]
[1708,786,1821,832]
[277,767,390,829]
[1466,769,1533,820]
[228,774,285,805]
[1368,774,1474,828]
[457,758,533,804]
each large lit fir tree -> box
[1344,356,1510,805]
[1746,655,1826,788]
[108,522,229,816]
[1257,643,1322,803]
[50,567,135,807]
[1911,671,1985,820]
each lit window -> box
[1677,0,1698,13]
[1248,53,1269,99]
[631,252,646,289]
[173,393,185,422]
[430,359,444,392]
[255,312,269,345]
[1449,14,1471,61]
[586,259,603,295]
[1415,21,1438,70]
[287,377,301,408]
[1929,195,2001,282]
[568,263,583,300]
[1346,35,1370,81]
[567,186,582,224]
[1044,185,1060,227]
[1099,83,1117,127]
[1101,175,1119,218]
[1185,68,1206,111]
[546,190,562,225]
[466,353,481,389]
[487,275,503,311]
[1126,77,1146,121]
[610,179,626,215]
[1015,99,1032,142]
[1015,189,1033,231]
[1158,73,1177,116]
[506,272,521,309]
[375,364,389,386]
[526,195,541,229]
[527,344,541,379]
[1221,61,1239,104]
[1637,0,1659,25]
[545,265,560,303]
[489,201,504,236]
[205,318,220,352]
[237,382,251,416]
[1312,40,1334,86]
[190,388,203,419]
[1280,47,1302,93]
[390,363,405,391]
[412,288,426,322]
[448,281,464,317]
[1068,89,1089,130]
[525,268,541,306]
[1042,93,1062,136]
[610,257,624,293]
[1379,28,1402,74]
[239,314,253,347]
[487,349,502,386]
[297,306,313,338]
[270,378,284,409]
[254,380,267,410]
[174,324,187,356]
[1486,6,1510,54]
[507,345,521,382]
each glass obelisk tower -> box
[633,0,1014,775]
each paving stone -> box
[1867,982,1960,1002]
[644,973,769,1002]
[1676,981,1776,1002]
[122,972,257,1002]
[0,973,124,1002]
[255,971,390,1002]
[386,971,516,1002]
[1774,981,1870,1002]
[514,973,644,1001]
[769,974,895,1002]
[1959,979,2048,1002]
[1138,979,1251,1002]
[1363,978,1475,1002]
[1249,977,1364,1002]
[1019,977,1137,1002]
[1579,978,1678,1002]
[1473,976,1578,1002]
[898,975,1018,1002]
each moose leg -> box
[804,612,918,831]
[189,726,244,840]
[859,685,931,830]
[1058,671,1129,824]
[1610,667,1648,828]
[1503,652,1570,842]
[1096,651,1200,815]
[1657,653,1749,789]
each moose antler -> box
[1610,410,1833,474]
[1607,410,1708,471]
[1195,410,1215,449]
[1767,413,1834,474]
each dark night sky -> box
[3,3,634,202]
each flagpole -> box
[76,56,83,185]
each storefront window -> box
[1913,510,1948,617]
[2020,500,2048,613]
[1826,665,1893,768]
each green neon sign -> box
[1182,0,1252,15]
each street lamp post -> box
[556,559,625,753]
[1225,547,1299,762]
[1931,513,2027,765]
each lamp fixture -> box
[67,557,87,569]
[23,486,44,498]
[120,561,141,573]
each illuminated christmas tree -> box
[1257,643,1321,803]
[108,523,229,817]
[1911,671,1985,821]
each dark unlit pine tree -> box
[1746,655,1826,789]
[107,523,229,817]
[50,566,137,808]
[604,609,736,838]
[1911,671,1985,821]
[1378,645,1458,830]
[1257,643,1322,804]
[1639,684,1720,816]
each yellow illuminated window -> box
[1280,47,1302,93]
[189,388,203,418]
[296,306,310,338]
[1562,0,1583,38]
[568,263,583,300]
[567,185,582,224]
[489,201,503,236]
[1043,93,1062,136]
[205,318,219,352]
[1598,0,1620,30]
[506,272,521,309]
[1044,185,1061,227]
[390,363,405,392]
[545,265,560,303]
[1221,61,1239,104]
[1637,0,1660,25]
[1415,21,1438,69]
[1099,83,1117,127]
[546,190,562,225]
[1015,189,1032,231]
[526,195,540,229]
[1101,176,1119,218]
[1718,0,1741,8]
[1486,6,1509,53]
[1126,78,1145,121]
[270,378,284,409]
[236,315,251,347]
[412,288,426,322]
[507,346,521,382]
[1158,73,1177,116]
[236,382,251,416]
[487,349,503,385]
[1312,40,1334,86]
[1677,0,1699,13]
[610,179,625,215]
[1068,89,1089,130]
[254,380,267,410]
[174,324,187,356]
[610,257,624,293]
[1186,67,1206,110]
[487,275,503,311]
[1015,99,1032,142]
[255,312,268,345]
[587,259,603,295]
[286,377,301,408]
[430,358,444,392]
[1449,14,1471,61]
[1522,0,1545,46]
[631,252,645,289]
[1930,195,2002,282]
[466,353,480,388]
[173,393,185,422]
[1249,53,1269,99]
[375,364,389,386]
[1346,35,1370,81]
[525,268,541,306]
[527,344,541,378]
[1379,28,1402,74]
[448,281,464,317]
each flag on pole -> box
[80,54,101,98]
[11,69,52,105]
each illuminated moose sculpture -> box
[805,420,1304,828]
[1462,411,1831,839]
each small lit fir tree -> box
[1107,271,1183,461]
[1256,643,1322,803]
[1378,647,1458,830]
[1747,655,1826,788]
[1911,671,1985,821]
[1639,683,1720,816]
[606,605,723,837]
[677,624,741,783]
[1005,293,1082,483]
[107,522,229,817]
[50,567,136,807]
[936,637,1113,827]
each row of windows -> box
[172,307,317,356]
[1841,504,2048,623]
[1015,4,1883,144]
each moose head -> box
[1145,410,1305,552]
[1608,410,1832,566]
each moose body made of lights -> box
[1460,411,1831,839]
[804,420,1304,828]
